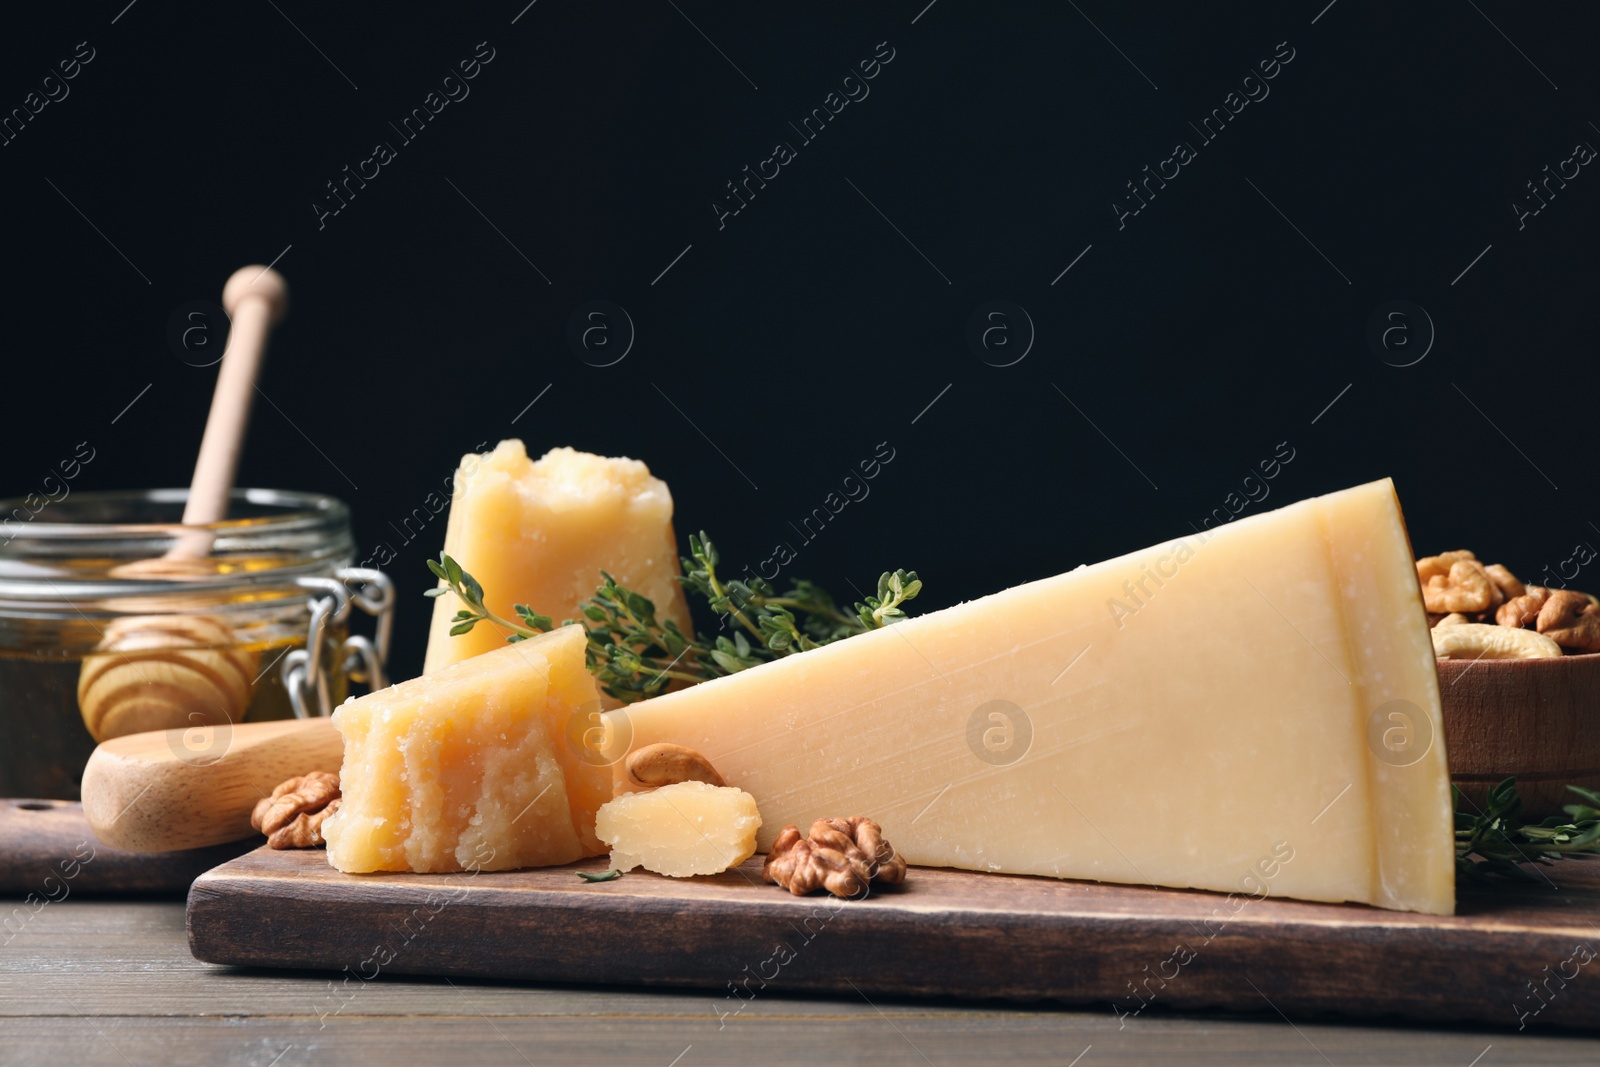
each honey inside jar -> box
[0,489,357,799]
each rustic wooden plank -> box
[0,900,934,1020]
[0,799,252,895]
[187,848,1600,1031]
[8,899,1599,1065]
[0,1010,1587,1067]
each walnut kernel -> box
[251,771,341,849]
[1536,590,1600,652]
[1485,564,1526,601]
[1416,550,1477,581]
[1496,591,1547,630]
[1421,559,1495,614]
[762,816,906,898]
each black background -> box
[3,1,1596,681]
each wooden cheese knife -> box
[80,717,341,851]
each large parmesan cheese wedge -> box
[324,626,609,873]
[424,441,692,674]
[610,479,1455,914]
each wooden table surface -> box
[2,896,1596,1066]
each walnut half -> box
[1496,591,1547,629]
[1418,556,1497,614]
[251,771,342,849]
[762,816,907,898]
[1537,590,1600,652]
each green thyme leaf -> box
[428,529,922,703]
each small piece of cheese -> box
[596,781,762,877]
[424,441,692,674]
[610,479,1455,914]
[324,626,609,873]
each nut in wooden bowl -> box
[1437,655,1600,818]
[1421,553,1600,817]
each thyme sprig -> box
[426,531,921,703]
[1455,778,1600,882]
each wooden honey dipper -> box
[77,266,290,743]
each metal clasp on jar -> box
[282,568,396,718]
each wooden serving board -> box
[188,848,1600,1030]
[0,799,253,895]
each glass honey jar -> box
[0,489,391,799]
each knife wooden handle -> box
[80,718,341,852]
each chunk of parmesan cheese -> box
[325,626,608,873]
[596,781,762,877]
[424,441,691,674]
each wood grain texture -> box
[1439,655,1600,816]
[0,900,987,1020]
[187,848,1600,1032]
[8,900,1599,1066]
[79,717,340,851]
[3,1012,1590,1067]
[0,799,252,895]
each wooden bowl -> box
[1438,654,1600,818]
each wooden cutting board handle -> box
[80,718,341,852]
[0,799,256,894]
